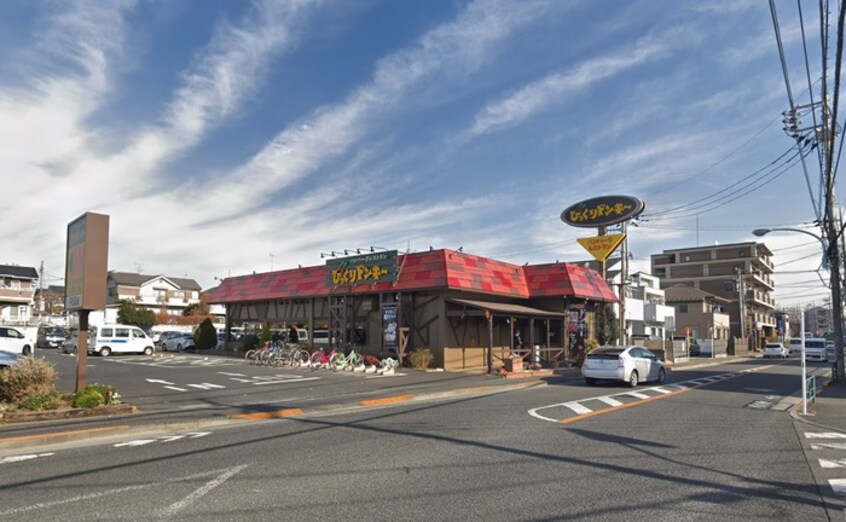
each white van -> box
[89,324,155,356]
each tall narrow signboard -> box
[64,212,109,391]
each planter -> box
[504,358,524,373]
[0,404,135,424]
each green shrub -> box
[17,392,63,411]
[409,348,433,369]
[72,384,120,407]
[72,389,105,408]
[0,357,57,403]
[258,325,272,344]
[240,334,260,352]
[195,318,217,350]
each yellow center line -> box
[361,394,415,407]
[230,408,304,421]
[561,364,776,425]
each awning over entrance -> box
[447,298,566,318]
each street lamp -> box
[752,228,828,269]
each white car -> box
[582,345,666,387]
[763,342,789,358]
[162,333,195,352]
[0,327,35,356]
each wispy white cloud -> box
[461,26,689,139]
[197,0,563,216]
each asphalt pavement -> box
[0,350,841,452]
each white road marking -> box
[745,388,776,393]
[747,400,772,409]
[0,452,52,464]
[217,372,247,377]
[819,459,846,469]
[806,432,846,439]
[830,479,846,495]
[253,377,319,385]
[811,443,846,451]
[187,383,226,390]
[563,402,593,415]
[596,396,624,407]
[157,465,248,517]
[528,368,763,423]
[146,378,174,385]
[114,439,157,447]
[0,467,243,516]
[164,386,187,392]
[159,435,186,443]
[187,432,211,438]
[230,378,253,382]
[649,387,672,394]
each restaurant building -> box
[209,248,617,371]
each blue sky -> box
[0,0,837,307]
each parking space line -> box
[596,396,624,407]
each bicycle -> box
[331,349,363,372]
[309,346,340,369]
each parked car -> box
[0,350,21,369]
[312,329,330,346]
[89,325,155,356]
[581,345,666,387]
[0,327,35,356]
[63,330,78,354]
[162,332,196,352]
[763,342,789,359]
[153,330,184,345]
[788,337,827,361]
[37,326,67,349]
[689,341,701,357]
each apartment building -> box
[651,242,776,349]
[803,303,832,337]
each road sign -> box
[576,234,626,261]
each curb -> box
[786,369,845,433]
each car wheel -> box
[628,370,639,388]
[143,346,153,356]
[22,345,32,356]
[100,347,111,357]
[585,377,597,386]
[176,344,183,352]
[656,368,666,384]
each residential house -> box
[665,285,731,343]
[0,264,38,325]
[107,271,202,316]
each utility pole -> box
[736,267,746,349]
[619,222,628,345]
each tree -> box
[594,303,619,345]
[116,300,155,330]
[182,294,211,317]
[195,318,217,350]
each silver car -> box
[763,342,789,358]
[162,333,195,352]
[581,345,666,387]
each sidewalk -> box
[791,375,846,432]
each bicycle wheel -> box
[245,350,257,364]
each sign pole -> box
[801,311,807,415]
[76,310,89,391]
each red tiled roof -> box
[209,249,616,304]
[524,263,618,302]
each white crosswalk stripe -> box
[819,459,846,469]
[596,396,624,407]
[624,391,650,400]
[806,432,846,439]
[563,402,593,415]
[811,443,846,451]
[830,479,846,495]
